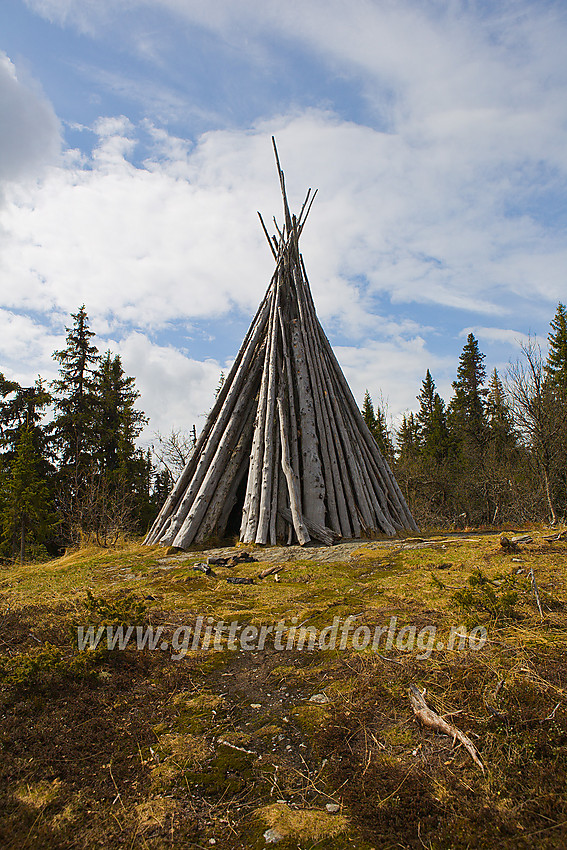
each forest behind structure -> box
[368,302,567,530]
[1,302,566,562]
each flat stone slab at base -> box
[154,532,492,568]
[155,537,413,567]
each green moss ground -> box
[0,530,566,848]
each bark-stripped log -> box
[255,287,282,544]
[278,507,335,546]
[291,319,326,527]
[145,294,271,544]
[277,397,310,545]
[169,358,264,549]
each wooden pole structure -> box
[145,139,418,549]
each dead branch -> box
[408,685,484,772]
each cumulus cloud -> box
[335,336,453,427]
[108,332,225,442]
[0,51,60,185]
[0,309,61,385]
[1,108,564,337]
[0,308,224,445]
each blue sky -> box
[0,0,566,441]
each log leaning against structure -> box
[145,139,419,549]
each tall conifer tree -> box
[361,390,394,461]
[51,305,99,473]
[448,333,488,444]
[362,390,379,442]
[94,351,146,478]
[397,413,420,461]
[487,369,515,449]
[546,302,567,393]
[94,351,150,534]
[417,370,450,463]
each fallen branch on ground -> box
[543,530,567,542]
[408,685,484,772]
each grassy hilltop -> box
[1,530,567,849]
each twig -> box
[408,685,484,772]
[377,767,414,806]
[217,739,256,756]
[109,763,125,809]
[528,565,544,619]
[494,678,505,698]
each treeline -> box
[2,302,566,561]
[363,303,567,529]
[0,306,172,562]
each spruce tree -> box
[1,427,55,562]
[0,376,54,556]
[446,335,490,523]
[544,303,567,513]
[375,402,394,461]
[485,368,523,523]
[546,302,567,393]
[395,413,421,519]
[362,390,379,442]
[417,370,436,423]
[0,375,51,462]
[397,413,420,461]
[448,333,488,444]
[94,351,146,478]
[94,351,149,535]
[361,390,393,460]
[487,369,516,449]
[0,373,25,459]
[51,305,99,473]
[416,370,450,464]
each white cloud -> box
[7,0,567,435]
[460,326,531,348]
[0,309,62,385]
[24,1,567,169]
[0,51,60,186]
[1,106,565,423]
[335,335,453,426]
[110,332,224,442]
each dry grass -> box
[0,528,566,848]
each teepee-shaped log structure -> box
[145,140,418,549]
